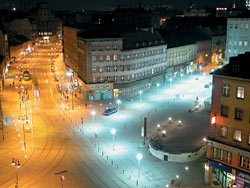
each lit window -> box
[127,75,130,81]
[106,55,111,61]
[127,55,130,60]
[132,74,135,80]
[246,24,249,29]
[237,86,244,99]
[93,77,96,82]
[235,108,243,120]
[222,84,230,97]
[113,44,117,50]
[233,130,242,142]
[113,55,118,61]
[106,44,110,51]
[100,76,104,82]
[99,66,103,72]
[120,55,124,61]
[244,41,248,46]
[114,76,117,82]
[220,127,227,138]
[92,67,96,73]
[239,41,242,46]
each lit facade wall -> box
[225,18,250,64]
[205,73,250,187]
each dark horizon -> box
[0,0,246,11]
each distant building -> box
[205,52,250,188]
[63,25,167,101]
[247,0,250,10]
[225,16,250,64]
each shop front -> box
[236,170,250,188]
[82,83,113,101]
[209,161,233,188]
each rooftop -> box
[211,52,250,80]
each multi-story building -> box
[63,26,167,101]
[205,52,250,188]
[225,16,250,64]
[247,0,250,10]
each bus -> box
[23,70,30,81]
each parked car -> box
[104,107,117,116]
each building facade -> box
[63,26,167,101]
[205,52,250,188]
[225,17,250,64]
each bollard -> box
[136,180,139,186]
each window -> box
[235,108,243,120]
[93,77,96,82]
[127,55,130,60]
[113,55,118,61]
[120,55,124,61]
[239,41,242,46]
[132,74,135,80]
[249,133,250,144]
[92,45,96,51]
[239,155,250,169]
[120,65,125,71]
[92,67,96,73]
[121,75,124,82]
[106,76,111,81]
[106,44,110,51]
[212,147,232,163]
[221,105,229,117]
[106,55,111,61]
[99,66,103,72]
[244,41,248,46]
[246,24,249,29]
[114,76,117,82]
[233,130,242,142]
[100,76,104,82]
[98,45,103,51]
[240,24,243,29]
[237,86,244,99]
[92,56,96,62]
[99,55,103,62]
[106,66,110,72]
[222,84,230,97]
[127,75,130,81]
[114,65,117,72]
[127,65,130,71]
[220,127,228,138]
[113,44,118,51]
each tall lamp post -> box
[117,100,121,111]
[11,158,21,187]
[136,153,143,179]
[156,83,160,93]
[110,128,116,150]
[91,110,96,130]
[139,90,142,102]
[18,115,27,149]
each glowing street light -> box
[117,100,121,111]
[169,78,173,89]
[156,83,160,93]
[168,117,172,123]
[199,65,202,76]
[139,90,143,102]
[178,120,182,126]
[91,110,96,130]
[157,124,160,131]
[136,153,143,179]
[162,130,166,137]
[110,128,116,150]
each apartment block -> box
[205,52,250,188]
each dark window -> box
[235,108,243,120]
[221,105,229,117]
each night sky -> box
[0,0,246,11]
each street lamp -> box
[11,158,21,187]
[139,90,142,102]
[117,100,121,111]
[136,153,143,179]
[162,130,166,137]
[178,120,182,126]
[110,128,116,150]
[18,115,27,149]
[157,124,160,131]
[168,117,172,123]
[91,110,96,130]
[156,83,160,93]
[169,78,173,89]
